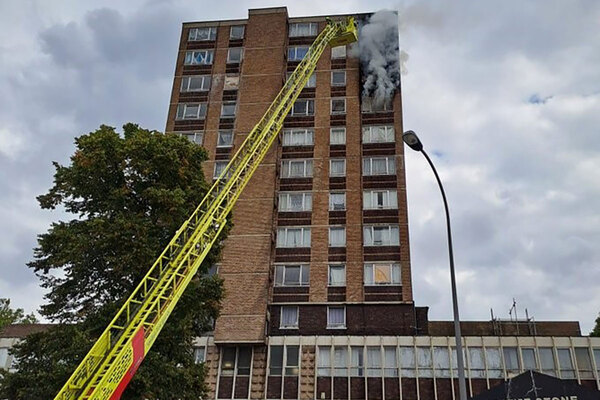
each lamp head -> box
[402,130,423,152]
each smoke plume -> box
[356,10,402,108]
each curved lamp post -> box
[402,130,468,400]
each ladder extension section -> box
[54,16,357,400]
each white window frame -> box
[180,131,204,145]
[213,161,229,179]
[289,22,318,37]
[288,46,309,61]
[194,346,206,363]
[330,127,346,145]
[176,103,207,120]
[364,262,401,285]
[329,226,346,247]
[327,306,346,329]
[184,50,214,65]
[230,25,245,39]
[331,71,346,87]
[282,128,314,147]
[331,45,346,59]
[281,159,313,178]
[188,27,217,41]
[331,98,346,115]
[279,192,312,212]
[287,72,316,88]
[180,75,211,92]
[221,102,237,118]
[217,130,234,148]
[329,158,346,177]
[227,47,243,64]
[274,264,310,287]
[276,227,311,248]
[329,192,346,211]
[362,125,395,143]
[362,156,396,176]
[363,189,398,210]
[363,225,400,246]
[280,306,299,329]
[328,264,346,287]
[291,99,314,116]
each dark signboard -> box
[470,371,600,400]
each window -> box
[287,72,316,88]
[400,347,416,377]
[363,189,398,210]
[213,161,228,179]
[485,347,503,378]
[184,50,214,65]
[331,98,346,114]
[237,347,252,375]
[227,47,243,63]
[204,264,219,277]
[181,75,211,92]
[318,346,331,376]
[329,192,346,211]
[594,349,600,377]
[221,347,236,376]
[189,27,217,41]
[176,103,207,120]
[351,346,364,376]
[362,125,395,143]
[224,75,239,90]
[288,46,309,61]
[334,346,348,376]
[193,347,205,363]
[274,264,309,286]
[270,346,284,375]
[276,227,311,248]
[330,127,346,145]
[451,348,467,378]
[0,348,8,370]
[557,348,575,378]
[282,128,314,146]
[384,347,398,377]
[331,45,346,59]
[280,306,299,328]
[433,347,451,378]
[279,192,312,212]
[289,22,318,37]
[362,96,393,112]
[281,159,313,178]
[329,159,346,177]
[417,347,433,377]
[331,71,346,86]
[230,25,245,39]
[364,263,401,285]
[363,156,396,175]
[291,99,314,116]
[329,227,346,247]
[539,347,556,376]
[468,347,485,378]
[217,130,234,147]
[363,225,400,246]
[367,347,382,377]
[575,348,594,379]
[503,347,520,374]
[180,132,203,145]
[221,346,252,376]
[328,265,345,286]
[521,348,537,370]
[327,306,345,329]
[221,102,236,118]
[285,346,300,375]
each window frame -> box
[213,160,229,179]
[363,189,398,210]
[362,125,395,143]
[184,50,214,65]
[188,27,217,41]
[289,22,318,37]
[227,47,244,64]
[229,25,245,39]
[281,159,313,178]
[362,156,397,176]
[278,191,312,212]
[331,97,346,115]
[328,264,346,287]
[329,158,346,177]
[327,306,346,329]
[364,262,401,285]
[362,96,393,113]
[282,128,314,147]
[288,45,310,61]
[328,226,346,247]
[274,264,310,287]
[331,70,346,87]
[276,226,311,248]
[290,98,314,116]
[180,131,204,145]
[217,130,234,148]
[180,75,211,92]
[280,306,299,329]
[287,71,316,88]
[331,45,346,59]
[363,225,400,247]
[329,192,346,211]
[176,103,207,120]
[220,102,237,118]
[330,127,346,145]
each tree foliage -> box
[591,313,600,337]
[0,299,37,330]
[0,124,228,399]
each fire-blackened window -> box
[361,96,393,113]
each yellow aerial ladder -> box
[54,16,357,400]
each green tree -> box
[591,313,600,337]
[0,298,37,330]
[0,124,228,399]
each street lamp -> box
[402,130,468,400]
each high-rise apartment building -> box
[162,6,600,400]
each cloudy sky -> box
[0,0,598,333]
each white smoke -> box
[354,10,402,108]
